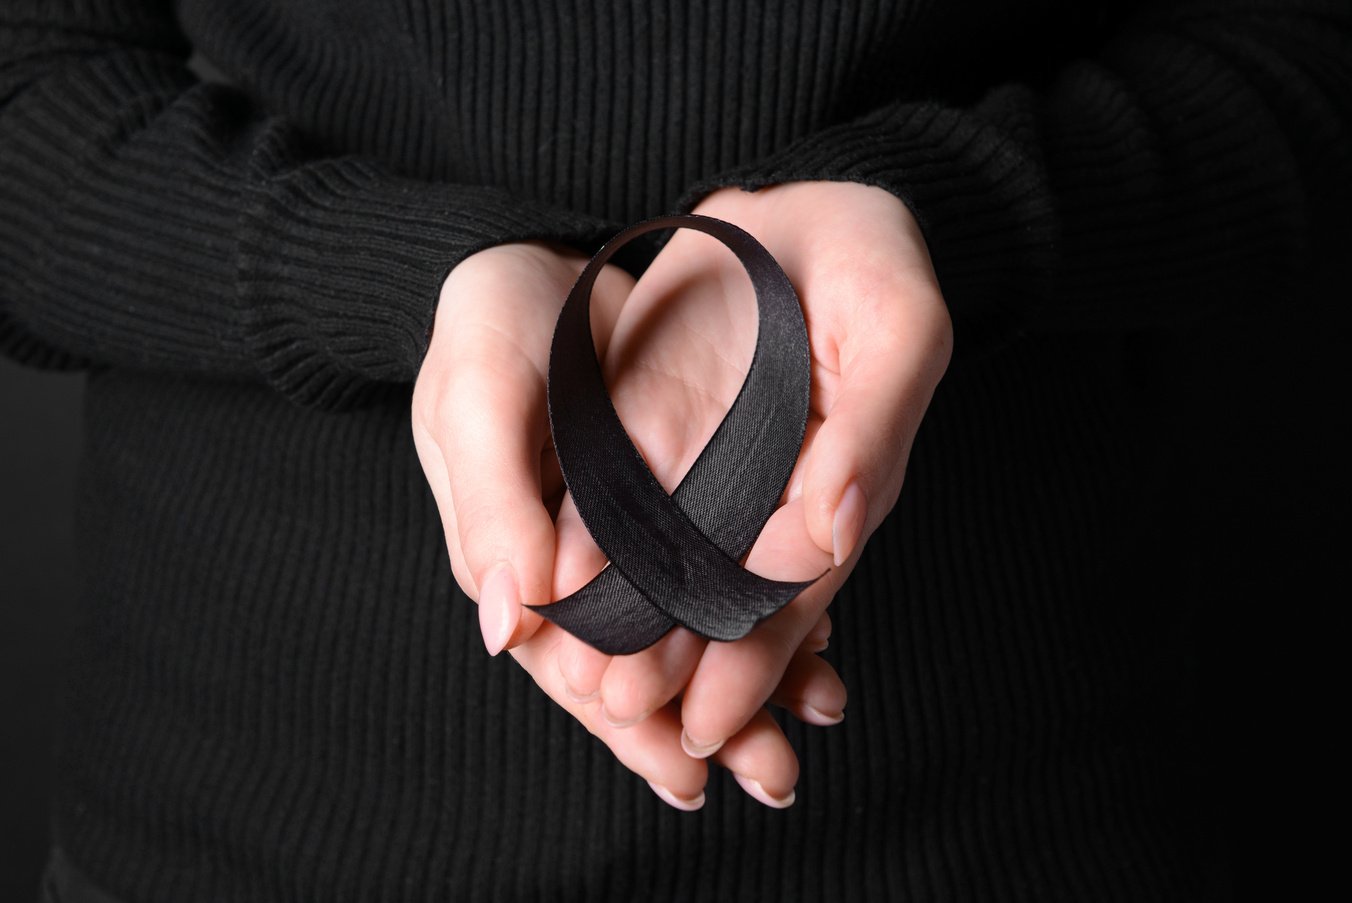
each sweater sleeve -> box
[0,0,625,411]
[665,0,1352,363]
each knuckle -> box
[765,627,804,667]
[455,502,507,558]
[602,665,650,710]
[558,640,587,678]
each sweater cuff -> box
[666,97,1062,363]
[238,150,624,411]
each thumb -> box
[800,306,951,566]
[425,241,613,655]
[438,344,556,655]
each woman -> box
[3,0,1345,899]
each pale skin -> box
[411,181,953,810]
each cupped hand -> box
[548,181,953,806]
[410,238,843,810]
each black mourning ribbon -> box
[525,213,829,655]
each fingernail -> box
[832,481,867,567]
[800,703,845,726]
[478,563,519,657]
[732,773,796,809]
[647,781,706,812]
[805,638,830,653]
[679,729,725,759]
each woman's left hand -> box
[539,180,954,806]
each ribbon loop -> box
[526,213,827,654]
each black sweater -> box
[2,1,1347,900]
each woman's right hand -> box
[411,239,843,809]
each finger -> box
[562,604,828,726]
[508,624,709,810]
[598,628,706,727]
[551,491,609,601]
[679,498,837,757]
[711,708,799,809]
[540,445,564,515]
[547,490,615,700]
[801,297,950,566]
[437,342,554,656]
[781,417,824,506]
[428,245,630,656]
[555,632,610,703]
[609,705,709,811]
[767,648,847,726]
[553,502,824,733]
[803,610,832,652]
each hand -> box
[549,181,953,806]
[410,239,844,809]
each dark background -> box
[1,264,1344,899]
[1,359,84,900]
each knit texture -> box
[2,0,1347,900]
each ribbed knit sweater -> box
[3,1,1347,900]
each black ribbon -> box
[525,213,828,655]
